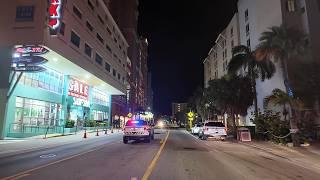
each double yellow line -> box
[142,131,170,180]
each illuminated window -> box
[287,0,296,12]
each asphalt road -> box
[1,129,320,180]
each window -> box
[230,27,233,37]
[113,69,116,77]
[287,0,296,12]
[96,33,104,44]
[122,77,125,83]
[84,43,92,57]
[105,62,111,72]
[247,39,251,49]
[98,15,104,24]
[107,27,112,35]
[73,6,82,19]
[246,24,250,36]
[59,22,65,35]
[245,9,249,21]
[231,40,234,48]
[86,21,93,32]
[119,45,122,50]
[114,37,118,43]
[19,68,63,94]
[70,31,80,48]
[106,44,112,53]
[117,73,121,80]
[95,53,103,65]
[16,6,34,22]
[88,0,94,11]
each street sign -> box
[12,56,48,66]
[13,66,46,72]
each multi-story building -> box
[108,0,149,114]
[203,13,240,87]
[0,0,128,138]
[146,72,154,111]
[203,0,320,126]
[172,103,188,117]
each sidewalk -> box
[238,140,320,171]
[0,129,123,158]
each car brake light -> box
[224,127,228,132]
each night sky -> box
[138,0,238,115]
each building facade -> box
[0,0,128,138]
[172,103,188,117]
[203,13,240,88]
[108,0,149,113]
[204,0,320,126]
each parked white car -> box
[198,121,227,140]
[191,123,203,135]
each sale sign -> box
[49,0,63,35]
[68,78,89,100]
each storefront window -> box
[91,110,108,121]
[19,67,63,94]
[92,88,109,106]
[14,97,62,127]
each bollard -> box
[111,128,114,133]
[105,128,108,135]
[96,128,99,136]
[83,129,87,138]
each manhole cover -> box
[40,154,56,158]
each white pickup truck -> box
[198,121,227,141]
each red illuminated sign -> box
[15,45,49,55]
[49,0,62,30]
[68,78,89,100]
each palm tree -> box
[255,25,306,95]
[264,88,304,147]
[228,45,276,115]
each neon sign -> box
[68,78,89,100]
[49,0,62,30]
[15,45,49,55]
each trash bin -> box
[237,127,251,142]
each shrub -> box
[84,120,96,127]
[65,120,75,128]
[251,110,290,143]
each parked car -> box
[191,123,203,135]
[198,121,227,141]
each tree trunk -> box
[230,109,237,138]
[290,110,300,147]
[249,64,258,115]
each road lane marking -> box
[141,131,170,180]
[7,174,30,180]
[0,142,120,180]
[39,154,56,158]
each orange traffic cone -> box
[96,128,99,136]
[83,129,87,138]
